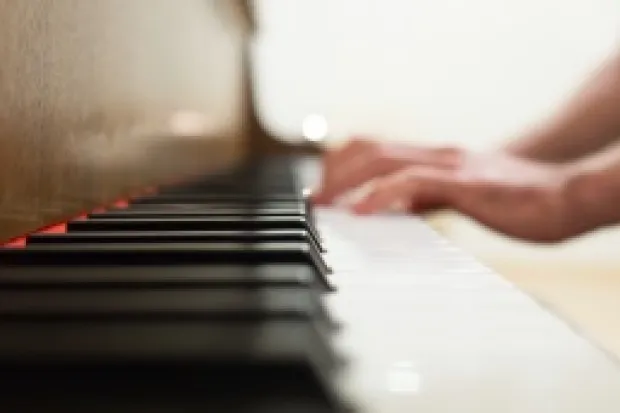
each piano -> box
[1,1,620,412]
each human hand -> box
[312,138,588,242]
[312,137,462,210]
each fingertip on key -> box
[350,201,373,215]
[310,189,332,206]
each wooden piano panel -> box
[0,0,252,241]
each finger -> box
[313,141,464,205]
[312,149,370,205]
[409,199,448,214]
[312,138,368,204]
[313,138,390,204]
[350,173,410,215]
[386,145,464,170]
[351,167,461,215]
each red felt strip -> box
[0,187,161,247]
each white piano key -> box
[317,207,620,413]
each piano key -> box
[66,216,323,247]
[26,229,325,253]
[0,321,344,412]
[0,264,321,290]
[131,193,307,204]
[0,269,338,331]
[0,321,327,363]
[157,179,298,194]
[125,201,309,210]
[0,242,333,290]
[118,202,322,241]
[127,199,318,236]
[1,363,342,413]
[1,364,340,413]
[83,210,324,249]
[28,227,312,244]
[0,282,337,334]
[0,287,326,321]
[89,206,307,218]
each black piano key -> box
[0,320,335,369]
[68,215,306,231]
[0,266,339,329]
[84,209,324,250]
[120,201,321,242]
[125,200,308,210]
[0,287,336,333]
[0,273,336,330]
[28,229,307,243]
[0,287,324,321]
[0,363,342,413]
[0,321,344,412]
[89,206,307,218]
[28,228,313,245]
[125,198,319,238]
[0,264,320,290]
[27,229,325,253]
[157,180,298,194]
[66,216,323,248]
[0,366,339,413]
[131,193,306,204]
[0,243,333,291]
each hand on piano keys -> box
[312,138,589,243]
[1,156,620,413]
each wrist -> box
[563,160,620,235]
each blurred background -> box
[250,0,620,356]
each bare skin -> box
[312,48,620,242]
[505,51,620,162]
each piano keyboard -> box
[2,156,620,412]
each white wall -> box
[252,0,619,147]
[251,0,620,263]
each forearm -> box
[504,49,620,162]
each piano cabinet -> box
[0,0,319,243]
